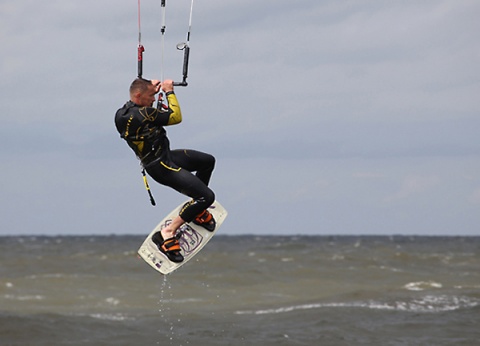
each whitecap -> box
[368,295,480,313]
[236,302,349,315]
[4,294,45,301]
[105,297,120,306]
[235,295,480,315]
[89,313,133,321]
[281,258,294,262]
[404,281,443,291]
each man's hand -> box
[161,79,174,93]
[151,80,161,93]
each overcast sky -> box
[1,0,479,236]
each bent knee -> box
[205,189,215,206]
[207,154,216,169]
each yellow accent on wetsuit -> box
[160,161,181,172]
[166,92,182,125]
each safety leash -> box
[141,168,156,206]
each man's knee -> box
[206,154,215,170]
[205,189,215,206]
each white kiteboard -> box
[138,200,227,275]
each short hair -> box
[129,78,152,96]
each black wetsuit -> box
[114,92,215,222]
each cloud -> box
[385,175,441,202]
[1,0,480,236]
[469,188,480,205]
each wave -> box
[3,294,45,301]
[404,281,443,291]
[235,294,480,315]
[88,313,134,321]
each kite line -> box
[137,0,194,86]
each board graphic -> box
[138,200,227,275]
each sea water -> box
[1,235,479,346]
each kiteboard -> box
[138,200,227,275]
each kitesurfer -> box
[115,78,216,263]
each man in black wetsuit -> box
[115,78,216,263]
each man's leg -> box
[170,149,215,186]
[146,159,215,236]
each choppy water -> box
[1,235,479,346]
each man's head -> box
[129,78,160,107]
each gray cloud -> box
[1,0,479,236]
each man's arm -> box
[165,91,182,125]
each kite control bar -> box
[136,0,194,84]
